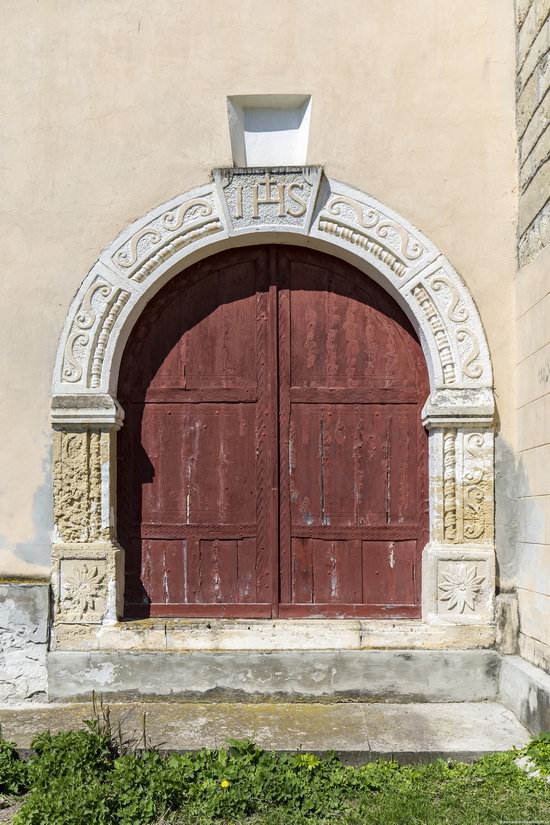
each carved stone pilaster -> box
[52,428,117,544]
[442,431,457,541]
[424,422,495,624]
[52,423,123,630]
[460,432,494,543]
[432,429,494,546]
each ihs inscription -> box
[214,167,322,231]
[234,173,307,219]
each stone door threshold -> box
[52,617,495,652]
[0,701,529,765]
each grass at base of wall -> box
[0,723,548,825]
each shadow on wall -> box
[495,429,520,592]
[12,448,53,569]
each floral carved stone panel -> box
[59,559,107,624]
[438,562,486,614]
[422,544,494,624]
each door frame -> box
[50,168,496,651]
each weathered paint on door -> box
[118,246,429,618]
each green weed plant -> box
[0,721,547,824]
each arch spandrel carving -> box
[50,168,496,640]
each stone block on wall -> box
[518,0,550,67]
[520,93,550,168]
[519,202,550,265]
[517,542,550,596]
[516,0,534,31]
[517,395,550,451]
[519,632,550,672]
[495,593,519,654]
[516,340,550,408]
[518,14,550,91]
[517,588,550,647]
[517,0,550,266]
[518,162,550,237]
[517,292,550,361]
[520,124,550,194]
[518,494,550,545]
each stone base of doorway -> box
[46,649,550,736]
[0,701,530,766]
[48,649,501,703]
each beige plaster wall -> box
[0,0,517,578]
[515,0,550,673]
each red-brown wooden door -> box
[118,245,428,619]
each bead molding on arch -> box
[52,168,494,424]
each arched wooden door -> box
[118,246,429,619]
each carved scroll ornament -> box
[53,430,108,544]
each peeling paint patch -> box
[0,584,48,702]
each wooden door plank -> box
[267,248,280,617]
[277,249,292,606]
[291,537,313,603]
[238,537,259,603]
[310,538,362,603]
[362,539,417,605]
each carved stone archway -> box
[51,168,495,649]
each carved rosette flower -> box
[61,562,106,620]
[438,563,485,613]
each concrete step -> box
[0,701,530,765]
[47,649,500,703]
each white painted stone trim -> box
[52,170,494,405]
[50,168,496,645]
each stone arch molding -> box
[50,167,496,648]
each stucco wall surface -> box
[0,0,517,578]
[515,0,550,675]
